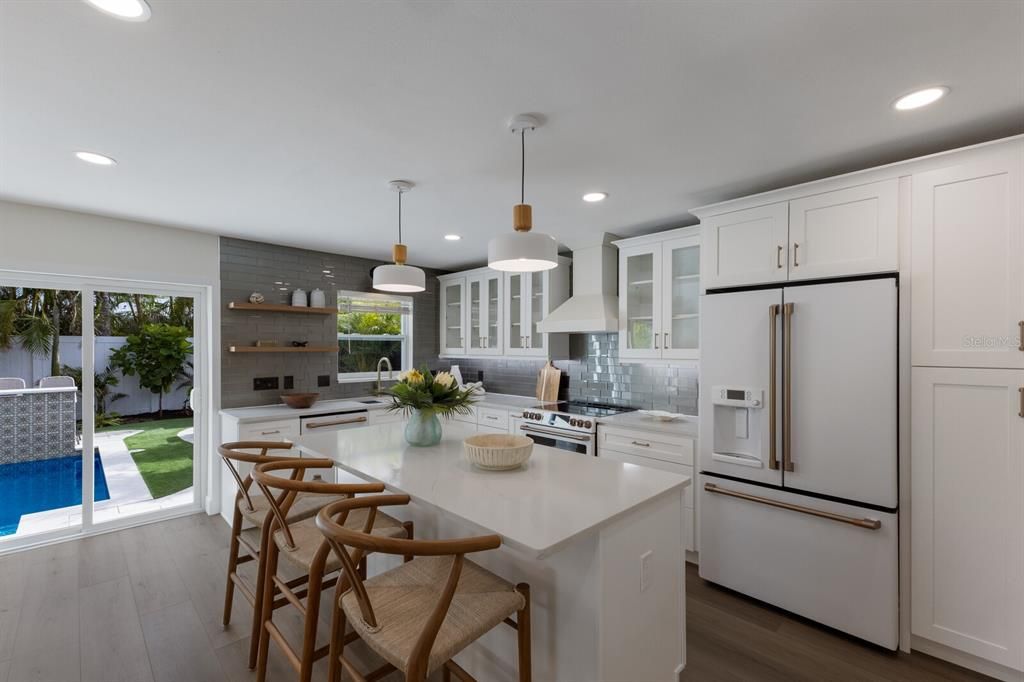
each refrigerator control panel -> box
[711,386,763,409]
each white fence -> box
[0,336,193,416]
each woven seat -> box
[275,511,407,573]
[343,556,525,676]
[241,492,346,526]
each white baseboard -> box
[911,636,1023,682]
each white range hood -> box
[536,236,619,333]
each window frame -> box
[336,290,413,383]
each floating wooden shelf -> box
[228,302,336,315]
[228,345,338,353]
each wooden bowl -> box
[280,392,320,409]
[463,434,533,470]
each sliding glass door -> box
[0,275,206,549]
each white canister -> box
[309,288,326,308]
[291,289,307,307]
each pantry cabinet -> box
[911,146,1023,369]
[439,258,569,359]
[698,180,898,290]
[910,366,1024,671]
[615,226,700,361]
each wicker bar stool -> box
[252,459,414,682]
[315,494,531,682]
[219,441,356,669]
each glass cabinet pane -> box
[444,282,463,349]
[469,280,482,350]
[625,252,655,350]
[485,275,500,349]
[508,274,523,349]
[668,244,699,350]
[530,272,544,349]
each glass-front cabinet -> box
[467,272,502,355]
[439,276,467,355]
[616,227,700,361]
[504,271,547,357]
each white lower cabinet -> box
[911,366,1024,672]
[598,425,696,552]
[238,417,300,443]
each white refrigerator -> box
[698,276,899,649]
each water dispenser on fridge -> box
[710,386,765,468]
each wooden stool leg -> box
[247,522,272,669]
[299,555,327,682]
[516,583,531,682]
[255,541,279,682]
[442,664,452,681]
[403,520,415,562]
[223,505,243,627]
[327,590,345,682]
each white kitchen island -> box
[298,420,690,682]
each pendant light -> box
[372,180,426,293]
[487,114,558,272]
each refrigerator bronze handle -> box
[768,304,780,470]
[704,483,881,530]
[783,302,794,472]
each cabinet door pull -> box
[260,429,280,436]
[664,332,669,349]
[631,440,651,447]
[1019,387,1023,418]
[792,242,800,267]
[654,334,659,350]
[1018,320,1023,351]
[777,245,784,269]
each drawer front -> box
[453,407,477,425]
[238,419,300,442]
[368,410,404,425]
[476,407,509,430]
[599,428,693,465]
[600,449,694,509]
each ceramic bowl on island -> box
[463,433,534,470]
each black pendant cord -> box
[520,129,526,204]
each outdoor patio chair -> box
[38,375,76,388]
[251,459,413,682]
[0,377,26,390]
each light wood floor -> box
[0,513,993,682]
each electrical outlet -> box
[317,374,330,387]
[640,550,653,592]
[253,376,279,391]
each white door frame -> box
[0,269,212,554]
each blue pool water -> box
[0,451,111,536]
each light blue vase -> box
[404,409,442,447]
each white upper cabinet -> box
[439,276,467,356]
[699,180,899,290]
[616,226,700,361]
[911,366,1024,671]
[788,179,898,281]
[467,271,502,356]
[701,202,789,290]
[439,259,568,359]
[912,145,1024,369]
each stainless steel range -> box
[515,401,633,456]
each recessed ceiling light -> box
[74,151,117,166]
[83,0,151,21]
[582,192,608,203]
[893,86,948,111]
[444,234,461,241]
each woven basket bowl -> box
[463,433,534,470]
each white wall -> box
[0,199,222,513]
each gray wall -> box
[221,237,446,408]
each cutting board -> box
[535,361,561,403]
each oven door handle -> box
[519,424,592,442]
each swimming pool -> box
[0,451,111,536]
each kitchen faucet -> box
[376,356,393,394]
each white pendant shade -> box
[372,263,425,292]
[488,230,559,272]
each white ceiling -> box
[1,1,1022,270]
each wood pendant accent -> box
[392,243,408,265]
[513,203,533,232]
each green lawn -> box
[99,417,193,498]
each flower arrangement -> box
[384,366,478,418]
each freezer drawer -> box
[698,475,898,649]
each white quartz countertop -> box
[220,392,540,423]
[597,411,699,437]
[297,420,690,558]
